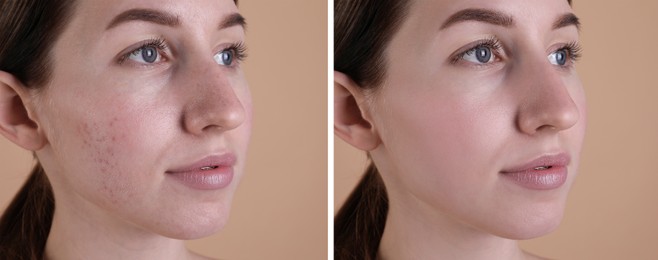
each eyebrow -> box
[219,13,247,30]
[440,8,513,30]
[440,8,581,31]
[553,13,580,30]
[106,8,246,30]
[107,9,180,29]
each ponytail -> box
[0,162,55,259]
[335,162,389,260]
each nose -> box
[516,61,580,135]
[182,64,246,135]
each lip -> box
[500,153,571,190]
[166,153,236,190]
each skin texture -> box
[0,0,250,259]
[335,0,585,259]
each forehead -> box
[65,0,239,33]
[407,0,574,30]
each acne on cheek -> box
[77,117,131,203]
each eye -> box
[548,42,582,67]
[452,37,503,65]
[548,49,568,66]
[128,45,161,64]
[119,38,168,65]
[214,49,235,66]
[463,46,494,64]
[213,42,247,67]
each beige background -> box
[334,0,658,259]
[0,1,327,259]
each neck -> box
[44,190,201,260]
[378,196,530,260]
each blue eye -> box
[214,49,234,66]
[464,46,493,64]
[129,46,159,64]
[120,38,168,65]
[454,38,502,65]
[213,43,247,67]
[548,42,582,67]
[548,49,568,66]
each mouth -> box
[500,153,570,174]
[166,154,236,190]
[200,166,219,171]
[166,154,236,174]
[500,153,571,190]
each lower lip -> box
[167,167,234,190]
[501,166,567,190]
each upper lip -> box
[166,153,236,173]
[500,153,571,173]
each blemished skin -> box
[0,0,251,259]
[335,0,586,259]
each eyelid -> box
[117,37,170,65]
[559,41,582,61]
[450,37,504,65]
[214,41,248,67]
[548,41,582,68]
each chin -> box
[153,202,232,240]
[491,204,566,240]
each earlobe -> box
[334,71,381,151]
[0,71,47,151]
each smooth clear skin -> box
[335,0,585,259]
[2,0,250,259]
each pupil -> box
[475,47,491,63]
[222,51,233,65]
[142,46,157,63]
[556,50,566,65]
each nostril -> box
[536,124,557,132]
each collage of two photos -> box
[0,0,657,259]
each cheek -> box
[376,91,509,183]
[564,84,587,170]
[576,87,587,140]
[74,115,142,204]
[236,83,254,147]
[77,118,122,175]
[371,86,518,224]
[240,87,254,136]
[59,98,171,207]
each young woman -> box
[334,0,585,259]
[0,0,250,259]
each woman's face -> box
[33,0,251,239]
[369,0,586,239]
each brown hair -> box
[0,0,76,258]
[334,0,573,259]
[334,0,410,258]
[334,163,389,260]
[334,0,410,89]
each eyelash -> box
[558,41,583,64]
[225,41,248,65]
[117,38,248,66]
[450,37,583,66]
[118,37,168,65]
[451,37,502,65]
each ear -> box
[334,71,381,151]
[0,71,47,151]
